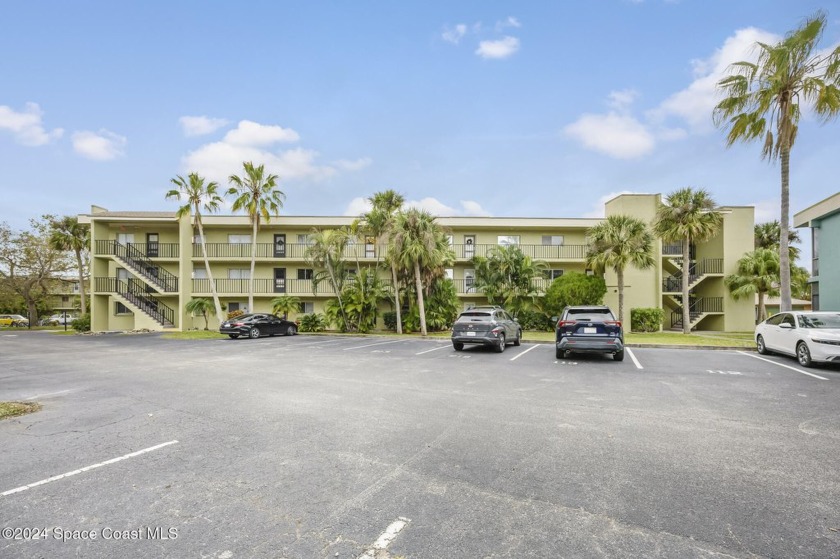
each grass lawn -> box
[162,330,228,340]
[519,329,754,347]
[0,401,41,420]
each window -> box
[781,314,796,327]
[542,235,564,246]
[299,302,314,314]
[72,283,80,293]
[444,268,454,280]
[227,302,241,312]
[228,234,251,244]
[297,234,313,245]
[117,233,135,245]
[115,302,131,315]
[297,269,314,280]
[498,235,520,246]
[193,266,208,279]
[228,268,251,279]
[61,296,69,304]
[446,235,454,246]
[365,236,376,258]
[546,269,564,280]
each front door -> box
[274,234,286,258]
[464,235,475,259]
[146,233,159,257]
[274,268,286,293]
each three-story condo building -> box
[79,193,755,332]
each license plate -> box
[583,327,596,334]
[466,331,476,336]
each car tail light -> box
[605,321,621,328]
[558,320,576,327]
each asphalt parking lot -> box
[0,331,838,559]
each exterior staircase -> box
[97,240,179,293]
[670,297,723,331]
[96,277,175,327]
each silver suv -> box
[451,306,522,353]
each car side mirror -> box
[551,316,558,323]
[779,323,792,329]
[513,318,519,323]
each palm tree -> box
[724,248,780,323]
[472,245,547,317]
[714,10,840,312]
[358,190,405,333]
[185,297,215,330]
[653,188,723,334]
[389,209,449,336]
[586,214,655,325]
[166,173,225,322]
[271,294,301,320]
[48,216,89,314]
[754,220,801,261]
[305,228,350,328]
[228,162,285,311]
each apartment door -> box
[464,235,475,259]
[274,234,286,258]
[274,268,286,293]
[146,233,159,257]
[465,269,476,293]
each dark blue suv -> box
[555,306,624,361]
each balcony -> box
[95,240,179,258]
[450,277,553,295]
[192,278,366,296]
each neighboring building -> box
[756,295,811,322]
[78,194,756,333]
[46,276,86,315]
[794,192,840,311]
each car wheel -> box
[453,342,464,351]
[797,342,813,368]
[555,348,563,359]
[286,325,297,336]
[756,335,768,355]
[228,334,239,339]
[513,330,521,346]
[614,350,625,362]
[496,333,506,353]
[249,327,261,339]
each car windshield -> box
[797,313,840,329]
[457,312,493,322]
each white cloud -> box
[179,115,229,137]
[0,102,63,146]
[582,191,644,218]
[752,199,779,223]
[442,23,467,44]
[405,198,492,216]
[334,157,372,171]
[649,27,779,132]
[496,16,521,31]
[564,113,655,159]
[608,89,639,112]
[71,129,126,161]
[223,120,300,146]
[343,196,372,216]
[475,36,520,59]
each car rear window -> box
[458,312,493,321]
[565,309,615,321]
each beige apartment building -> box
[79,194,755,333]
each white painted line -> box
[509,344,540,361]
[736,351,828,380]
[23,389,75,400]
[343,339,406,351]
[357,517,411,559]
[626,348,643,369]
[416,345,451,355]
[1,440,179,497]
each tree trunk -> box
[197,218,224,324]
[682,236,691,335]
[391,262,402,334]
[758,291,767,323]
[779,145,792,312]
[414,261,427,336]
[75,248,87,314]
[248,220,257,311]
[617,267,625,325]
[328,266,348,330]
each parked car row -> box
[0,314,29,327]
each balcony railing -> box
[192,278,345,295]
[95,240,179,292]
[94,277,175,326]
[450,277,553,295]
[94,240,179,258]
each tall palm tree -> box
[754,220,801,261]
[48,216,89,314]
[358,190,405,333]
[389,208,448,336]
[228,162,285,311]
[653,188,723,334]
[724,248,780,323]
[305,228,350,328]
[185,297,216,330]
[713,10,840,312]
[586,214,655,325]
[166,173,225,322]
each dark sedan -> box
[220,313,298,339]
[555,305,624,361]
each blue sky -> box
[1,1,837,264]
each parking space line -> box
[1,440,179,497]
[357,517,410,559]
[510,344,540,361]
[736,351,828,380]
[416,345,450,355]
[343,339,406,351]
[626,348,643,369]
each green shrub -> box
[383,311,400,332]
[630,308,664,332]
[515,310,554,331]
[544,272,606,318]
[71,313,91,332]
[299,313,327,332]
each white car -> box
[755,311,840,367]
[47,314,76,325]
